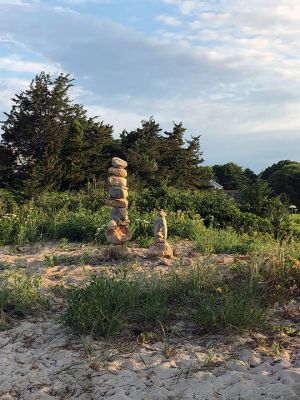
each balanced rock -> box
[108,167,127,178]
[153,210,168,240]
[109,186,128,199]
[106,198,128,208]
[108,243,129,259]
[105,220,132,245]
[149,240,173,259]
[111,207,129,222]
[112,157,128,169]
[148,210,173,259]
[108,176,127,188]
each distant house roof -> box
[209,180,223,190]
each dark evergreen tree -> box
[0,72,114,194]
[60,119,86,189]
[160,123,207,187]
[82,118,114,184]
[1,72,85,194]
[0,145,18,190]
[120,117,163,185]
[120,119,206,188]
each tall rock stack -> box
[105,157,132,258]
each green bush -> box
[0,187,298,245]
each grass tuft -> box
[0,269,44,328]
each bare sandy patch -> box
[0,242,299,400]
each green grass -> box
[0,269,45,328]
[64,247,300,338]
[64,275,169,337]
[194,228,277,255]
[44,251,93,267]
[291,214,300,238]
[0,188,297,246]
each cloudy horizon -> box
[0,0,300,172]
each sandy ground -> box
[0,242,299,400]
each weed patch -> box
[0,269,45,327]
[64,245,300,339]
[64,275,169,337]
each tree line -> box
[0,72,299,209]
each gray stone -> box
[153,210,168,240]
[109,243,129,259]
[109,186,128,199]
[106,198,128,208]
[108,176,127,188]
[111,207,129,222]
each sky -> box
[0,0,300,172]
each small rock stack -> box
[149,210,173,258]
[105,157,132,258]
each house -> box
[208,180,223,190]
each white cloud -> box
[162,0,198,15]
[0,56,60,74]
[156,15,182,27]
[0,0,300,170]
[0,78,30,118]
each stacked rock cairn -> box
[105,157,132,258]
[149,210,173,258]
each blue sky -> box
[0,0,300,172]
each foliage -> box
[195,228,275,255]
[0,75,207,193]
[119,118,206,188]
[0,187,296,245]
[0,191,109,245]
[0,72,114,195]
[64,244,300,337]
[260,160,294,180]
[0,269,44,327]
[212,162,256,190]
[191,282,265,331]
[261,160,300,208]
[268,162,300,208]
[64,274,169,337]
[241,178,274,216]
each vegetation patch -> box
[64,275,169,337]
[64,248,300,338]
[0,269,45,329]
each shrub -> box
[0,187,298,245]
